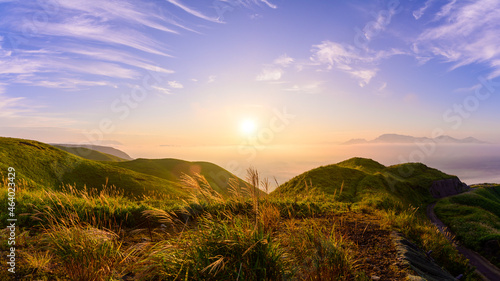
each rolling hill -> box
[0,137,185,198]
[272,157,468,208]
[0,137,249,199]
[109,158,249,196]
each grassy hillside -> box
[110,158,250,196]
[0,137,185,198]
[435,185,500,267]
[0,151,478,280]
[272,157,457,209]
[53,145,127,162]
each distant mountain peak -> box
[50,143,134,160]
[343,134,486,145]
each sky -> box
[1,0,500,184]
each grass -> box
[110,158,251,197]
[43,224,123,281]
[435,184,500,268]
[381,207,473,278]
[0,139,483,280]
[273,157,456,208]
[0,137,251,200]
[0,137,188,198]
[279,218,357,280]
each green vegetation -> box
[0,139,482,280]
[110,158,250,196]
[0,137,247,199]
[0,137,186,198]
[273,157,455,209]
[435,184,500,268]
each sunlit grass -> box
[0,168,483,280]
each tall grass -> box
[0,167,483,280]
[280,218,358,280]
[381,207,472,277]
[42,224,123,281]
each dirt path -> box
[426,202,500,281]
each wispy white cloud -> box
[27,79,114,89]
[378,82,387,91]
[284,81,323,94]
[435,0,457,19]
[53,45,174,74]
[363,9,397,41]
[36,17,170,57]
[351,69,378,87]
[309,41,402,86]
[256,68,283,81]
[152,85,172,95]
[0,87,37,119]
[274,54,294,67]
[165,0,221,23]
[413,0,436,20]
[260,0,277,9]
[0,54,139,79]
[415,0,500,78]
[453,84,481,93]
[0,95,27,117]
[168,81,184,88]
[208,75,216,83]
[55,0,180,34]
[0,1,182,91]
[256,54,295,82]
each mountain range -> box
[343,134,486,145]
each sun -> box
[240,119,257,136]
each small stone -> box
[371,276,380,281]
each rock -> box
[371,276,380,280]
[429,178,469,198]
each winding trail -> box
[426,202,500,281]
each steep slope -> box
[0,137,185,198]
[273,157,466,207]
[435,185,500,268]
[110,158,249,196]
[53,145,127,162]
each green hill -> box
[0,137,186,198]
[435,185,500,267]
[0,137,249,199]
[110,158,250,196]
[272,157,460,208]
[53,145,127,162]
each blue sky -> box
[1,0,500,158]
